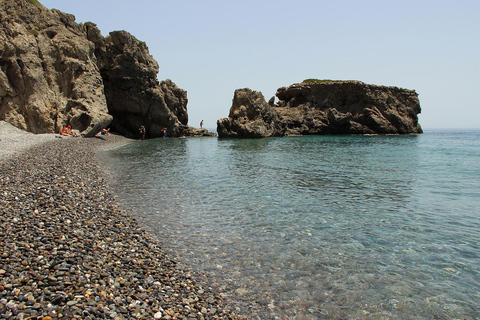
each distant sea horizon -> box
[100,129,480,319]
[423,127,480,131]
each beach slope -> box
[0,132,240,319]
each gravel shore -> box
[0,132,242,319]
[0,122,57,162]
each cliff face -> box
[89,29,191,138]
[217,80,423,138]
[0,0,200,138]
[0,0,111,137]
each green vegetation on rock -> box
[302,79,345,84]
[27,0,43,6]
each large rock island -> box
[217,80,422,138]
[0,0,211,138]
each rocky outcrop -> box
[0,0,207,138]
[217,80,422,138]
[90,29,193,138]
[178,126,217,137]
[216,89,281,138]
[0,0,111,137]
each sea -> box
[99,129,480,319]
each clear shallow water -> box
[101,131,480,319]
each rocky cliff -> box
[0,0,206,138]
[217,80,423,138]
[0,0,111,137]
[88,27,195,138]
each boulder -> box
[217,80,422,137]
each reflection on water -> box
[101,132,480,319]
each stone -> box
[217,80,423,137]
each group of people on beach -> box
[59,124,111,137]
[58,123,168,140]
[58,124,75,136]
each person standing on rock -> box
[139,125,146,140]
[200,120,204,128]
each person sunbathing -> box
[96,128,110,137]
[59,124,74,136]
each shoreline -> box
[0,134,242,319]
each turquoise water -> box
[101,130,480,319]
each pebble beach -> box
[0,123,241,319]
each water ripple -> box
[101,131,480,319]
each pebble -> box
[0,136,243,319]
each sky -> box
[39,0,480,130]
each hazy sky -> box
[40,0,479,130]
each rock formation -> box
[216,89,281,138]
[217,80,423,138]
[89,28,194,138]
[0,0,111,137]
[0,0,208,138]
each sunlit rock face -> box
[0,0,111,137]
